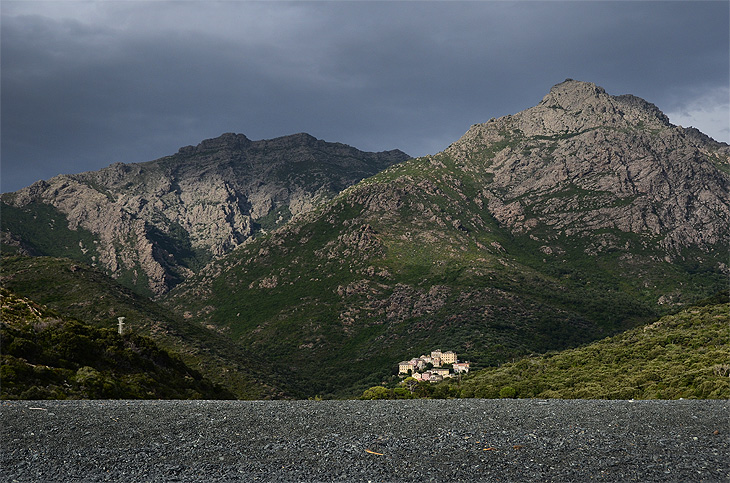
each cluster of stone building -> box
[398,350,470,383]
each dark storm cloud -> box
[1,1,728,193]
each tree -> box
[393,387,414,399]
[361,386,391,400]
[499,386,517,398]
[402,376,419,393]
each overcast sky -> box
[2,1,728,193]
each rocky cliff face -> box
[446,79,729,254]
[0,133,409,295]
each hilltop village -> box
[399,350,470,383]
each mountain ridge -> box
[162,80,728,397]
[1,133,409,295]
[445,79,729,254]
[2,79,728,398]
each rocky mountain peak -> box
[445,80,729,256]
[613,94,671,126]
[538,79,608,110]
[1,133,408,295]
[279,132,319,145]
[537,79,669,127]
[451,80,683,148]
[177,132,252,156]
[501,79,668,136]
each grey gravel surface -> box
[1,399,728,482]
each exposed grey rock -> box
[1,133,408,295]
[447,79,730,254]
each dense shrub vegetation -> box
[1,289,234,400]
[0,255,274,399]
[361,297,729,400]
[456,301,729,400]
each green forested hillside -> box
[447,298,729,400]
[0,255,279,399]
[1,289,233,399]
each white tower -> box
[117,317,126,335]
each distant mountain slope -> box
[1,288,234,400]
[454,296,729,400]
[164,80,729,398]
[1,133,408,295]
[0,255,280,399]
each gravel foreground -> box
[2,399,728,482]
